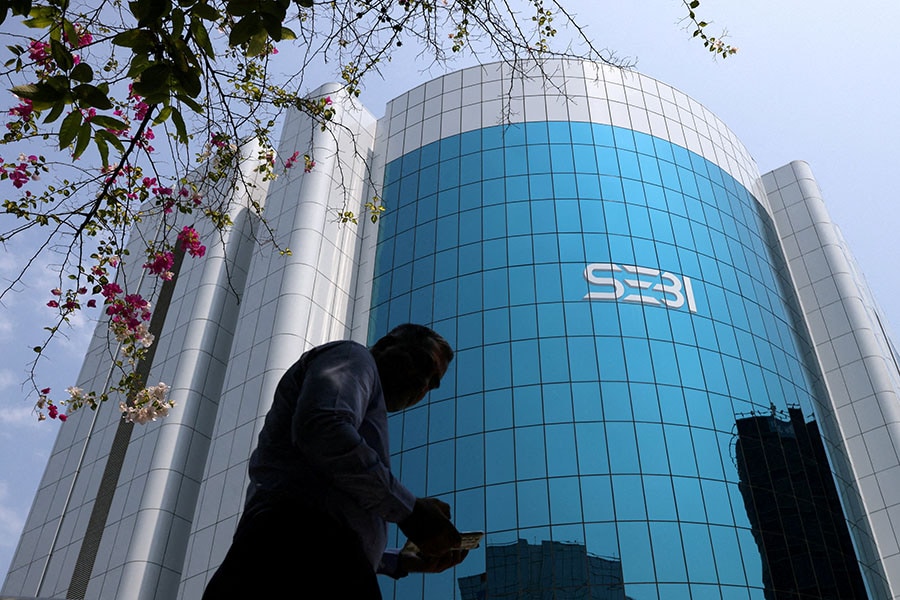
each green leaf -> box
[96,128,125,152]
[190,17,215,58]
[73,83,113,110]
[689,0,700,8]
[58,109,82,149]
[130,0,172,26]
[260,12,283,41]
[91,115,128,131]
[152,104,172,125]
[132,63,172,100]
[12,82,66,110]
[70,62,93,82]
[127,53,152,78]
[112,29,157,52]
[246,28,268,56]
[169,35,198,72]
[12,0,33,15]
[23,4,56,27]
[229,14,262,46]
[258,0,287,19]
[42,100,66,124]
[280,26,296,41]
[50,39,74,71]
[191,1,219,20]
[170,7,185,37]
[173,68,201,97]
[170,106,188,142]
[62,19,78,49]
[95,133,109,166]
[175,93,202,114]
[296,0,313,7]
[225,0,260,17]
[73,120,92,158]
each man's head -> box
[370,324,453,412]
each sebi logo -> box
[583,263,698,313]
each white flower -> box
[120,382,174,424]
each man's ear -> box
[373,345,419,397]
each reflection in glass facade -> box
[458,539,634,599]
[368,112,881,598]
[735,409,867,599]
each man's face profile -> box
[380,345,449,413]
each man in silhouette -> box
[203,324,467,598]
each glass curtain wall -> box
[368,121,865,599]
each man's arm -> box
[291,342,462,554]
[378,548,469,578]
[291,342,415,522]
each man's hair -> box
[370,324,453,398]
[371,323,453,365]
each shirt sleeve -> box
[290,343,416,523]
[377,548,408,579]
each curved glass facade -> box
[369,121,867,599]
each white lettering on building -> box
[583,263,698,313]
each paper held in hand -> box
[401,531,484,555]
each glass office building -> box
[6,60,900,600]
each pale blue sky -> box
[2,0,898,584]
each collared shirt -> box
[246,340,416,571]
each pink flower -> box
[101,282,123,300]
[284,151,301,169]
[177,226,206,258]
[59,413,67,422]
[87,299,97,308]
[143,251,175,280]
[27,40,52,65]
[47,300,59,308]
[9,99,33,121]
[134,101,150,121]
[40,387,50,395]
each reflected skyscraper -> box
[458,540,635,600]
[735,408,868,599]
[5,59,900,600]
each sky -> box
[2,0,899,586]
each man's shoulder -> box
[306,339,373,365]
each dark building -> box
[735,408,869,599]
[458,539,635,600]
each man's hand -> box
[398,497,462,556]
[399,549,468,574]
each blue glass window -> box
[526,144,551,174]
[484,389,513,431]
[517,479,550,527]
[515,426,547,479]
[576,423,609,475]
[456,395,483,438]
[511,339,541,385]
[549,476,582,524]
[485,430,515,484]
